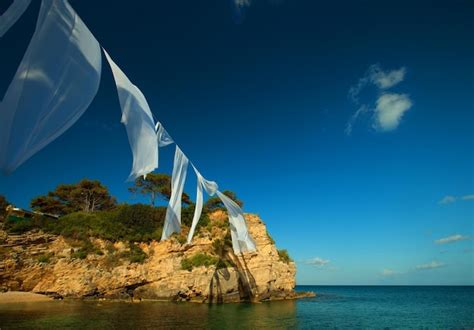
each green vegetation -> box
[31,179,116,216]
[0,195,9,217]
[277,249,293,264]
[181,253,219,271]
[4,203,210,244]
[45,204,166,242]
[4,215,36,234]
[70,240,103,260]
[267,233,275,245]
[129,173,191,206]
[181,204,210,232]
[37,253,52,264]
[119,244,148,263]
[204,190,243,211]
[2,179,253,265]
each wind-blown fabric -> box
[0,0,102,174]
[103,50,159,181]
[216,190,256,254]
[0,0,31,38]
[162,146,189,240]
[156,122,174,147]
[187,165,218,244]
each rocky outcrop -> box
[0,212,307,303]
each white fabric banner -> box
[187,165,218,244]
[0,0,102,174]
[103,49,159,181]
[216,190,257,254]
[0,0,31,38]
[156,122,174,148]
[162,146,189,240]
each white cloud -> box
[435,234,470,245]
[306,257,330,267]
[373,93,412,131]
[380,268,400,276]
[439,195,457,204]
[369,65,406,89]
[345,105,368,135]
[439,194,474,204]
[346,64,411,134]
[415,261,445,270]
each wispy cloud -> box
[435,234,470,245]
[373,93,412,131]
[346,64,412,134]
[415,261,445,270]
[439,194,474,205]
[306,257,330,267]
[370,65,406,89]
[380,268,401,276]
[461,194,474,201]
[439,195,457,204]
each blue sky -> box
[1,0,473,285]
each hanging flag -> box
[162,146,189,240]
[103,49,160,181]
[187,165,218,244]
[216,190,257,254]
[0,0,102,174]
[156,122,174,147]
[0,0,32,38]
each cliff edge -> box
[0,211,305,303]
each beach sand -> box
[0,292,52,304]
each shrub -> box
[181,253,218,271]
[128,244,147,263]
[181,205,210,234]
[103,253,121,269]
[37,254,51,264]
[4,216,35,234]
[277,249,292,264]
[173,233,187,245]
[267,233,275,245]
[119,244,147,264]
[70,240,102,260]
[0,195,9,217]
[42,204,166,243]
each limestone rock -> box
[0,212,299,303]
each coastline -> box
[0,291,53,304]
[0,290,315,304]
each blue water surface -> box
[0,286,472,329]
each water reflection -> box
[0,299,298,329]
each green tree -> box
[129,173,191,206]
[0,195,10,217]
[204,190,243,211]
[31,179,116,216]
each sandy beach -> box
[0,292,52,304]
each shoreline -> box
[0,291,315,304]
[0,292,53,304]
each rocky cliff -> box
[0,211,304,303]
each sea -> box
[0,286,473,329]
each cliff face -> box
[0,212,297,303]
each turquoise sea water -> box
[0,286,473,329]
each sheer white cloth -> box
[216,190,256,254]
[156,122,174,147]
[162,146,189,240]
[103,49,159,181]
[0,0,102,174]
[0,0,31,37]
[187,165,218,244]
